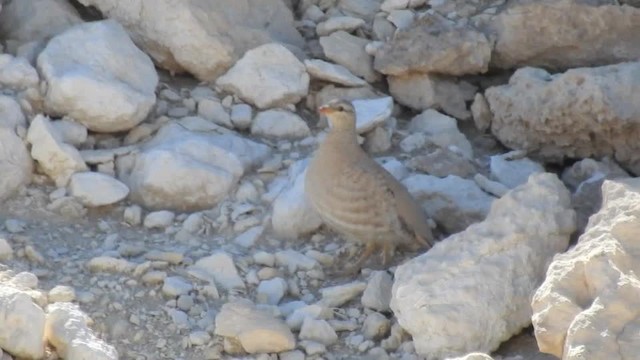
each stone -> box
[381,0,409,11]
[0,55,39,91]
[319,281,367,307]
[338,0,383,22]
[485,62,640,174]
[408,109,473,159]
[230,104,253,130]
[215,299,296,354]
[362,312,391,340]
[407,149,476,178]
[77,0,304,81]
[256,277,288,305]
[143,211,175,229]
[448,354,494,360]
[275,249,319,273]
[251,109,311,140]
[299,318,338,345]
[68,172,129,207]
[271,160,323,239]
[392,173,576,358]
[364,126,392,153]
[123,205,142,226]
[0,238,13,260]
[0,95,26,131]
[313,84,382,111]
[387,9,415,30]
[388,72,476,119]
[51,119,88,147]
[117,123,270,211]
[26,115,88,187]
[316,16,365,36]
[0,0,82,54]
[471,93,491,132]
[489,2,640,71]
[217,43,309,109]
[403,174,495,233]
[197,99,232,128]
[0,127,33,201]
[374,15,491,76]
[304,59,367,87]
[162,276,193,297]
[531,178,640,359]
[188,252,246,290]
[361,271,393,312]
[320,31,381,83]
[489,152,545,189]
[353,97,394,134]
[37,19,158,133]
[45,302,118,360]
[0,285,46,359]
[234,226,263,248]
[48,285,76,303]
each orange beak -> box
[318,106,334,115]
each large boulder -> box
[37,20,158,133]
[532,178,640,359]
[485,62,640,174]
[489,2,640,70]
[392,173,576,358]
[77,0,304,81]
[0,127,33,201]
[117,123,271,211]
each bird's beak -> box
[318,106,334,115]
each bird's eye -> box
[337,105,344,111]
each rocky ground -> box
[1,0,640,359]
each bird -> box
[305,98,435,273]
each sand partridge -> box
[305,99,435,272]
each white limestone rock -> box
[361,271,393,312]
[319,281,367,308]
[27,115,87,187]
[392,173,576,358]
[304,59,367,87]
[532,178,640,359]
[485,62,640,174]
[271,159,323,239]
[37,19,158,133]
[215,299,296,354]
[490,152,545,189]
[257,277,288,305]
[251,109,311,140]
[353,96,394,134]
[389,72,476,120]
[320,31,381,83]
[0,285,46,359]
[0,127,33,201]
[0,95,26,130]
[117,123,270,211]
[188,252,246,291]
[230,104,253,130]
[143,210,175,229]
[68,172,129,207]
[403,174,495,233]
[45,302,118,360]
[408,109,473,159]
[299,318,338,345]
[217,43,309,109]
[275,250,319,273]
[51,119,88,147]
[316,16,366,36]
[0,54,39,90]
[76,0,304,81]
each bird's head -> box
[318,99,356,131]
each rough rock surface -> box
[486,62,640,174]
[374,15,491,76]
[320,31,381,83]
[217,43,310,109]
[0,127,33,201]
[37,19,158,133]
[532,178,640,359]
[490,2,640,71]
[392,173,576,358]
[251,109,311,139]
[77,0,304,81]
[0,284,46,359]
[68,172,130,207]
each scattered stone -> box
[215,299,296,354]
[490,152,545,189]
[403,174,495,233]
[473,174,509,198]
[486,62,640,174]
[304,59,367,87]
[230,103,253,130]
[407,149,476,178]
[275,250,319,273]
[316,16,365,36]
[299,318,338,345]
[352,96,393,134]
[123,205,142,226]
[143,210,175,229]
[532,178,640,359]
[48,285,76,303]
[392,173,576,358]
[362,312,391,340]
[320,31,380,83]
[45,302,118,360]
[188,252,246,290]
[0,127,33,201]
[0,285,46,359]
[68,172,129,207]
[0,238,13,260]
[37,19,158,132]
[256,277,288,305]
[27,114,87,187]
[362,271,393,312]
[197,98,232,128]
[86,256,135,274]
[388,72,476,119]
[251,109,311,140]
[319,281,367,308]
[162,276,193,297]
[408,109,473,159]
[217,43,309,109]
[471,93,491,132]
[0,54,39,90]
